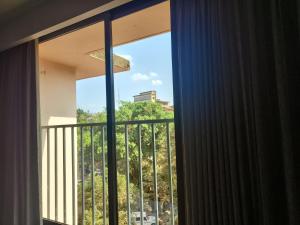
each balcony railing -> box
[41,119,177,225]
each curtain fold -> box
[171,0,299,224]
[0,41,40,225]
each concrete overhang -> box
[39,1,170,80]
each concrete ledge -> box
[43,218,68,225]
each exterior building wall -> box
[39,59,77,126]
[39,59,78,225]
[134,90,174,112]
[134,91,156,102]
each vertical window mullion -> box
[104,13,118,225]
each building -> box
[133,91,157,102]
[134,90,174,111]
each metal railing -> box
[41,119,177,225]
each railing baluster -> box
[55,128,58,221]
[167,123,174,225]
[63,127,67,223]
[47,128,50,219]
[41,119,176,225]
[81,127,85,225]
[102,126,106,225]
[125,124,131,225]
[71,127,76,225]
[138,125,144,225]
[152,124,159,225]
[91,126,95,225]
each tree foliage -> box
[77,101,177,225]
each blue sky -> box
[76,32,173,113]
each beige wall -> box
[39,59,77,126]
[40,59,78,225]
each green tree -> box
[77,101,177,225]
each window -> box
[39,1,177,224]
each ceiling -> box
[0,0,44,24]
[39,1,170,80]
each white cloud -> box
[152,79,163,86]
[131,72,162,84]
[149,72,158,77]
[131,73,150,81]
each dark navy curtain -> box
[0,41,41,225]
[171,0,299,224]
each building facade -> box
[134,90,174,111]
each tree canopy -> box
[77,101,177,225]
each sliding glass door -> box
[38,1,176,225]
[39,20,108,225]
[111,2,178,225]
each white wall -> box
[39,59,78,225]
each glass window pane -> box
[112,1,178,225]
[39,21,109,225]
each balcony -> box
[41,119,177,225]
